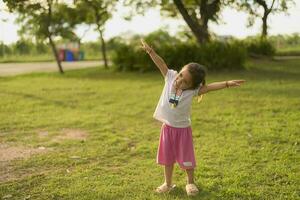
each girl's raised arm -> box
[198,80,246,95]
[140,39,168,77]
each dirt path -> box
[0,61,103,76]
[273,56,300,60]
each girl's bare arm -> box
[140,39,168,77]
[198,80,246,94]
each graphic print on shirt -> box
[169,79,183,109]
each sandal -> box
[186,183,199,196]
[155,183,176,193]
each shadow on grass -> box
[1,90,76,109]
[242,58,300,81]
[1,57,299,82]
[176,187,217,200]
[244,67,300,81]
[169,184,261,200]
[61,67,158,82]
[60,60,300,82]
[240,87,300,98]
[2,59,299,84]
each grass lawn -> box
[276,46,300,56]
[0,58,299,199]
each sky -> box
[0,0,299,45]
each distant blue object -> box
[65,50,74,61]
[78,51,84,60]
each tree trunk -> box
[97,25,108,69]
[46,0,63,74]
[48,35,64,74]
[262,12,268,38]
[199,0,213,43]
[173,0,208,44]
[199,17,210,42]
[256,0,275,38]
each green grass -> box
[276,46,300,56]
[0,58,299,199]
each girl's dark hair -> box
[185,62,207,89]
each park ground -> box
[0,58,299,199]
[0,61,103,76]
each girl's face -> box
[175,67,193,90]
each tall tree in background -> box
[4,0,76,73]
[72,0,117,69]
[235,0,295,37]
[124,0,227,44]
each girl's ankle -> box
[164,182,172,187]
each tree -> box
[235,0,295,37]
[71,0,117,69]
[3,0,76,73]
[124,0,227,44]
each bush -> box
[0,43,12,56]
[244,37,276,57]
[13,40,33,55]
[111,32,247,72]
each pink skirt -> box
[156,123,196,170]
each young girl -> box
[140,39,246,196]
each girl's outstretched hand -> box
[140,39,153,54]
[227,80,246,87]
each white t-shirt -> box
[153,69,200,128]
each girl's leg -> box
[186,168,194,184]
[185,168,199,196]
[164,164,174,186]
